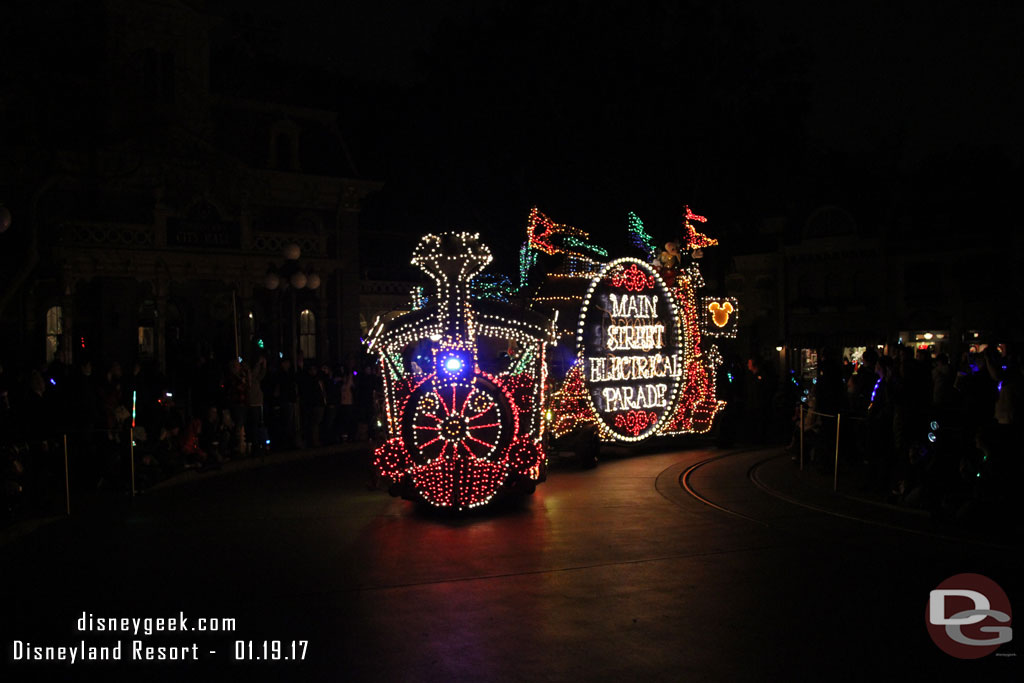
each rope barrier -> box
[802,407,867,422]
[798,405,865,492]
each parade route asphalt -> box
[2,444,1020,682]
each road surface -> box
[2,446,1019,681]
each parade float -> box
[525,206,736,444]
[366,208,736,510]
[366,233,556,510]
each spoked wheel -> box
[401,373,517,508]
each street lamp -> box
[261,243,320,364]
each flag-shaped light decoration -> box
[519,207,608,288]
[627,211,658,261]
[366,232,557,510]
[682,205,718,258]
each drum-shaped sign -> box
[577,258,684,441]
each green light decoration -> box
[384,352,404,381]
[562,236,608,257]
[510,346,536,375]
[411,286,428,311]
[627,211,658,261]
[471,272,516,302]
[519,241,539,290]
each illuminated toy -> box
[528,208,732,443]
[366,233,556,510]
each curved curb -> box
[1,444,371,547]
[0,514,64,548]
[748,452,1016,551]
[148,442,370,492]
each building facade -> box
[0,0,380,378]
[728,205,1022,372]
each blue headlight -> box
[438,351,470,377]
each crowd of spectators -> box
[715,341,1020,525]
[3,340,1019,530]
[799,344,1018,523]
[1,351,383,516]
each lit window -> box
[45,306,63,364]
[299,309,316,360]
[138,327,154,357]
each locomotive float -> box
[367,208,737,510]
[366,232,555,510]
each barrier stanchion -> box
[799,408,863,492]
[130,427,136,497]
[799,405,804,471]
[833,413,841,492]
[62,434,70,516]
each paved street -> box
[3,446,1020,682]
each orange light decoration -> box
[685,205,708,223]
[703,296,739,339]
[526,207,607,258]
[547,363,599,439]
[709,301,734,327]
[682,205,719,250]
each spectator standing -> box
[847,348,879,415]
[199,405,229,461]
[744,356,767,443]
[226,359,247,438]
[355,364,375,442]
[339,366,355,442]
[299,362,326,447]
[865,355,895,493]
[931,353,955,409]
[246,354,267,452]
[322,364,340,445]
[277,358,300,449]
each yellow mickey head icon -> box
[708,301,734,327]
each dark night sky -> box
[213,2,1024,270]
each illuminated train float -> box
[366,233,556,510]
[367,209,738,510]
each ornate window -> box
[138,299,157,359]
